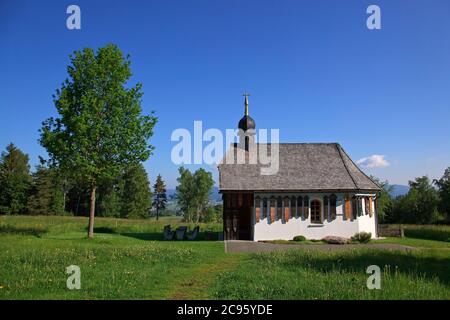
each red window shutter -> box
[345,196,351,220]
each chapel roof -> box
[218,143,381,192]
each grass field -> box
[1,216,449,300]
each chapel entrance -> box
[223,192,253,240]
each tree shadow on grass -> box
[121,231,221,241]
[0,225,48,237]
[272,249,450,287]
[91,227,222,242]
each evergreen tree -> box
[65,180,90,216]
[152,174,167,220]
[97,177,123,217]
[121,163,152,219]
[27,164,65,215]
[0,143,32,215]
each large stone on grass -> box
[322,236,349,244]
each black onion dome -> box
[238,115,256,131]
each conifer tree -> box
[121,163,152,219]
[27,164,65,215]
[152,174,167,220]
[0,143,32,215]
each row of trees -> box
[0,143,221,223]
[0,143,165,219]
[374,169,450,224]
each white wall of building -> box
[253,193,377,241]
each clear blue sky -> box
[1,0,450,188]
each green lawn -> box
[1,216,449,299]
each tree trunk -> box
[156,206,159,221]
[196,206,201,224]
[62,191,66,212]
[87,182,96,238]
[76,193,81,215]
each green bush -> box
[293,235,306,242]
[351,232,372,243]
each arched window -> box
[330,194,337,220]
[323,196,329,221]
[303,196,310,219]
[290,196,296,218]
[364,197,371,216]
[358,197,363,216]
[297,196,303,218]
[255,196,261,223]
[283,196,291,222]
[269,197,276,223]
[310,199,322,224]
[262,198,268,219]
[277,196,283,220]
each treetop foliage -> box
[40,44,157,183]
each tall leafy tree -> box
[121,163,152,219]
[435,167,450,222]
[389,176,439,224]
[152,174,167,220]
[0,143,32,215]
[176,167,195,222]
[40,44,157,237]
[176,167,214,223]
[407,176,439,224]
[192,168,214,223]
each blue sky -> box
[1,0,449,188]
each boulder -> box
[322,236,349,244]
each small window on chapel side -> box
[262,198,268,219]
[277,196,282,220]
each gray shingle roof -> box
[218,143,380,192]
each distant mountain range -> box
[166,185,409,203]
[389,184,409,198]
[166,186,222,203]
